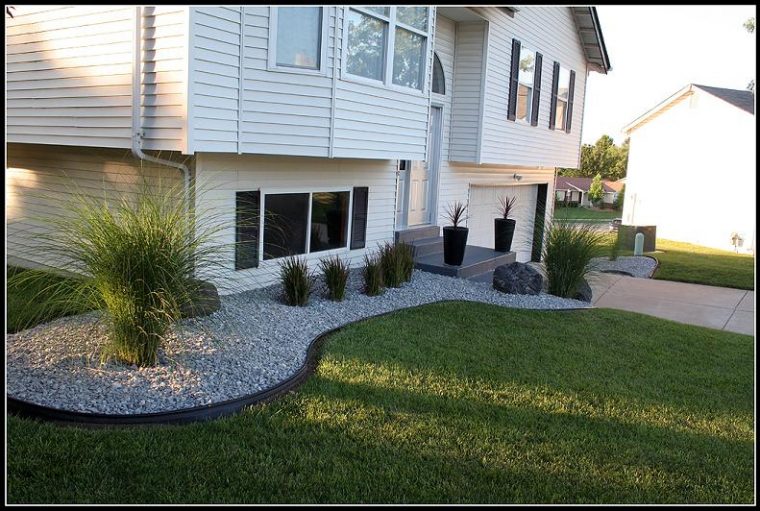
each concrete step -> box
[395,224,441,244]
[414,245,516,279]
[409,236,444,258]
[467,270,496,284]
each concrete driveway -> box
[589,272,755,336]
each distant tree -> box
[558,134,628,180]
[587,174,604,205]
[613,184,625,211]
[744,17,755,33]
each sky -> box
[581,5,756,145]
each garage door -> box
[468,185,538,262]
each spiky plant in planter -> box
[495,195,518,252]
[442,201,469,266]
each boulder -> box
[179,279,221,318]
[492,262,544,295]
[573,278,593,303]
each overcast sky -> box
[581,5,756,145]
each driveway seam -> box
[721,290,749,331]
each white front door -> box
[408,105,442,226]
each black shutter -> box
[235,190,260,270]
[507,38,521,121]
[530,52,543,126]
[350,186,369,250]
[565,70,576,133]
[548,61,560,130]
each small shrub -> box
[380,241,415,288]
[541,221,607,298]
[280,256,312,306]
[362,253,384,296]
[320,255,350,301]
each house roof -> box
[555,176,621,193]
[622,83,755,134]
[569,7,612,74]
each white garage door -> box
[468,185,538,262]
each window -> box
[554,66,570,130]
[516,47,535,122]
[235,191,260,270]
[432,53,445,94]
[310,192,350,253]
[345,6,430,91]
[272,7,324,71]
[263,193,310,260]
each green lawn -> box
[553,205,621,221]
[646,240,755,290]
[7,302,753,504]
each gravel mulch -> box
[590,256,657,278]
[7,270,589,415]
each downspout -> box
[132,5,191,218]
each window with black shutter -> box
[350,186,369,250]
[507,38,521,121]
[530,52,543,126]
[565,70,576,133]
[549,61,560,130]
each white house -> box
[621,84,755,254]
[6,5,611,293]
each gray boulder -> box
[573,278,593,303]
[180,279,221,318]
[492,262,544,295]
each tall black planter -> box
[494,218,516,252]
[443,226,469,265]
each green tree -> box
[559,134,628,180]
[613,184,625,211]
[587,173,604,205]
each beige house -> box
[621,84,755,254]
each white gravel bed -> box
[590,255,657,278]
[7,270,588,415]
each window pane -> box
[346,9,386,81]
[235,191,260,270]
[432,53,445,94]
[276,7,322,69]
[263,193,309,260]
[518,47,535,87]
[397,6,428,31]
[310,192,350,253]
[557,67,570,101]
[363,6,389,17]
[392,27,424,89]
[516,83,532,122]
[555,99,567,130]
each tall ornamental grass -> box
[362,252,385,296]
[380,241,414,288]
[13,180,227,367]
[541,221,607,298]
[320,255,350,302]
[280,256,313,306]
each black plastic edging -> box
[7,299,593,428]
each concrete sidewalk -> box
[589,272,755,336]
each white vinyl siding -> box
[193,153,398,293]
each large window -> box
[345,6,429,90]
[272,7,323,71]
[310,192,350,252]
[555,66,570,130]
[263,193,310,260]
[516,47,536,122]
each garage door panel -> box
[468,184,538,262]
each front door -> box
[407,105,442,226]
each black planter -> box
[443,226,469,265]
[494,218,516,252]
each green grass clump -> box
[280,256,312,306]
[7,302,753,504]
[362,253,384,296]
[319,255,350,302]
[379,241,414,288]
[542,221,607,298]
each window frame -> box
[268,6,330,76]
[515,45,536,124]
[554,65,571,131]
[342,6,431,96]
[234,187,356,271]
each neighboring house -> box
[554,176,623,207]
[621,84,755,254]
[6,5,611,293]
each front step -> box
[395,225,440,244]
[414,245,516,279]
[408,236,443,258]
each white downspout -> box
[132,5,191,218]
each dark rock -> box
[180,279,221,318]
[573,278,593,303]
[492,262,543,295]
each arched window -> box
[432,53,445,94]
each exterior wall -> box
[472,6,588,168]
[6,6,188,152]
[189,6,434,160]
[6,143,185,271]
[622,90,756,253]
[193,153,398,293]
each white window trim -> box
[341,6,431,96]
[516,46,535,125]
[555,65,571,131]
[253,187,355,268]
[267,6,330,76]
